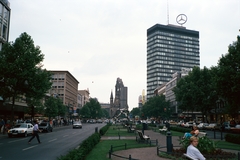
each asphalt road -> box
[0,123,106,160]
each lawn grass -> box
[85,139,152,160]
[85,125,239,160]
[104,126,137,137]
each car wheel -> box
[51,129,53,132]
[24,132,28,137]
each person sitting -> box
[186,136,206,160]
[183,126,199,139]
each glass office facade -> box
[147,24,199,99]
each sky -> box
[8,0,240,111]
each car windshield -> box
[14,123,27,128]
[39,123,47,126]
[74,121,81,124]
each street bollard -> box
[213,129,216,139]
[166,131,172,153]
[95,127,98,133]
[220,130,223,140]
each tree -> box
[101,108,109,119]
[44,97,58,119]
[0,32,52,122]
[85,98,102,119]
[141,95,170,120]
[80,106,91,119]
[173,66,217,120]
[130,107,141,118]
[215,36,240,117]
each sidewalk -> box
[101,129,239,160]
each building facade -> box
[146,24,199,99]
[0,0,10,50]
[110,78,128,118]
[49,71,79,117]
[78,89,90,107]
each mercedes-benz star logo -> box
[176,14,187,26]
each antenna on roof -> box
[167,0,169,24]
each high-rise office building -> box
[147,24,199,99]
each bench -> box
[136,130,150,143]
[127,126,135,133]
[159,126,167,134]
[197,132,207,138]
[183,153,196,160]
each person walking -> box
[28,120,42,144]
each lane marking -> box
[22,145,38,151]
[63,135,68,137]
[48,138,57,142]
[8,138,27,143]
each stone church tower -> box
[110,78,128,118]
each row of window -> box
[147,55,199,63]
[147,43,199,52]
[147,47,199,57]
[147,34,199,45]
[148,31,199,41]
[147,61,198,70]
[147,58,199,69]
[52,86,64,88]
[147,39,199,49]
[147,76,172,84]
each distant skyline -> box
[9,0,240,110]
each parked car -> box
[222,122,231,131]
[8,123,33,137]
[197,123,209,129]
[73,121,82,129]
[184,122,195,128]
[38,122,53,132]
[204,123,217,130]
[230,124,240,133]
[97,119,103,123]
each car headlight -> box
[19,130,25,133]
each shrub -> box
[57,132,101,160]
[179,136,217,154]
[99,123,110,135]
[225,133,240,144]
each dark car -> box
[38,122,53,132]
[73,121,82,129]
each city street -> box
[0,123,106,160]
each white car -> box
[184,122,195,128]
[8,123,33,138]
[204,123,217,130]
[197,123,209,129]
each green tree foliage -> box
[80,105,91,118]
[173,66,217,117]
[81,98,102,119]
[0,32,52,122]
[101,108,109,118]
[215,36,240,116]
[130,107,141,118]
[141,95,170,119]
[44,97,58,119]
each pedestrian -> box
[28,120,42,144]
[0,119,5,134]
[186,136,206,160]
